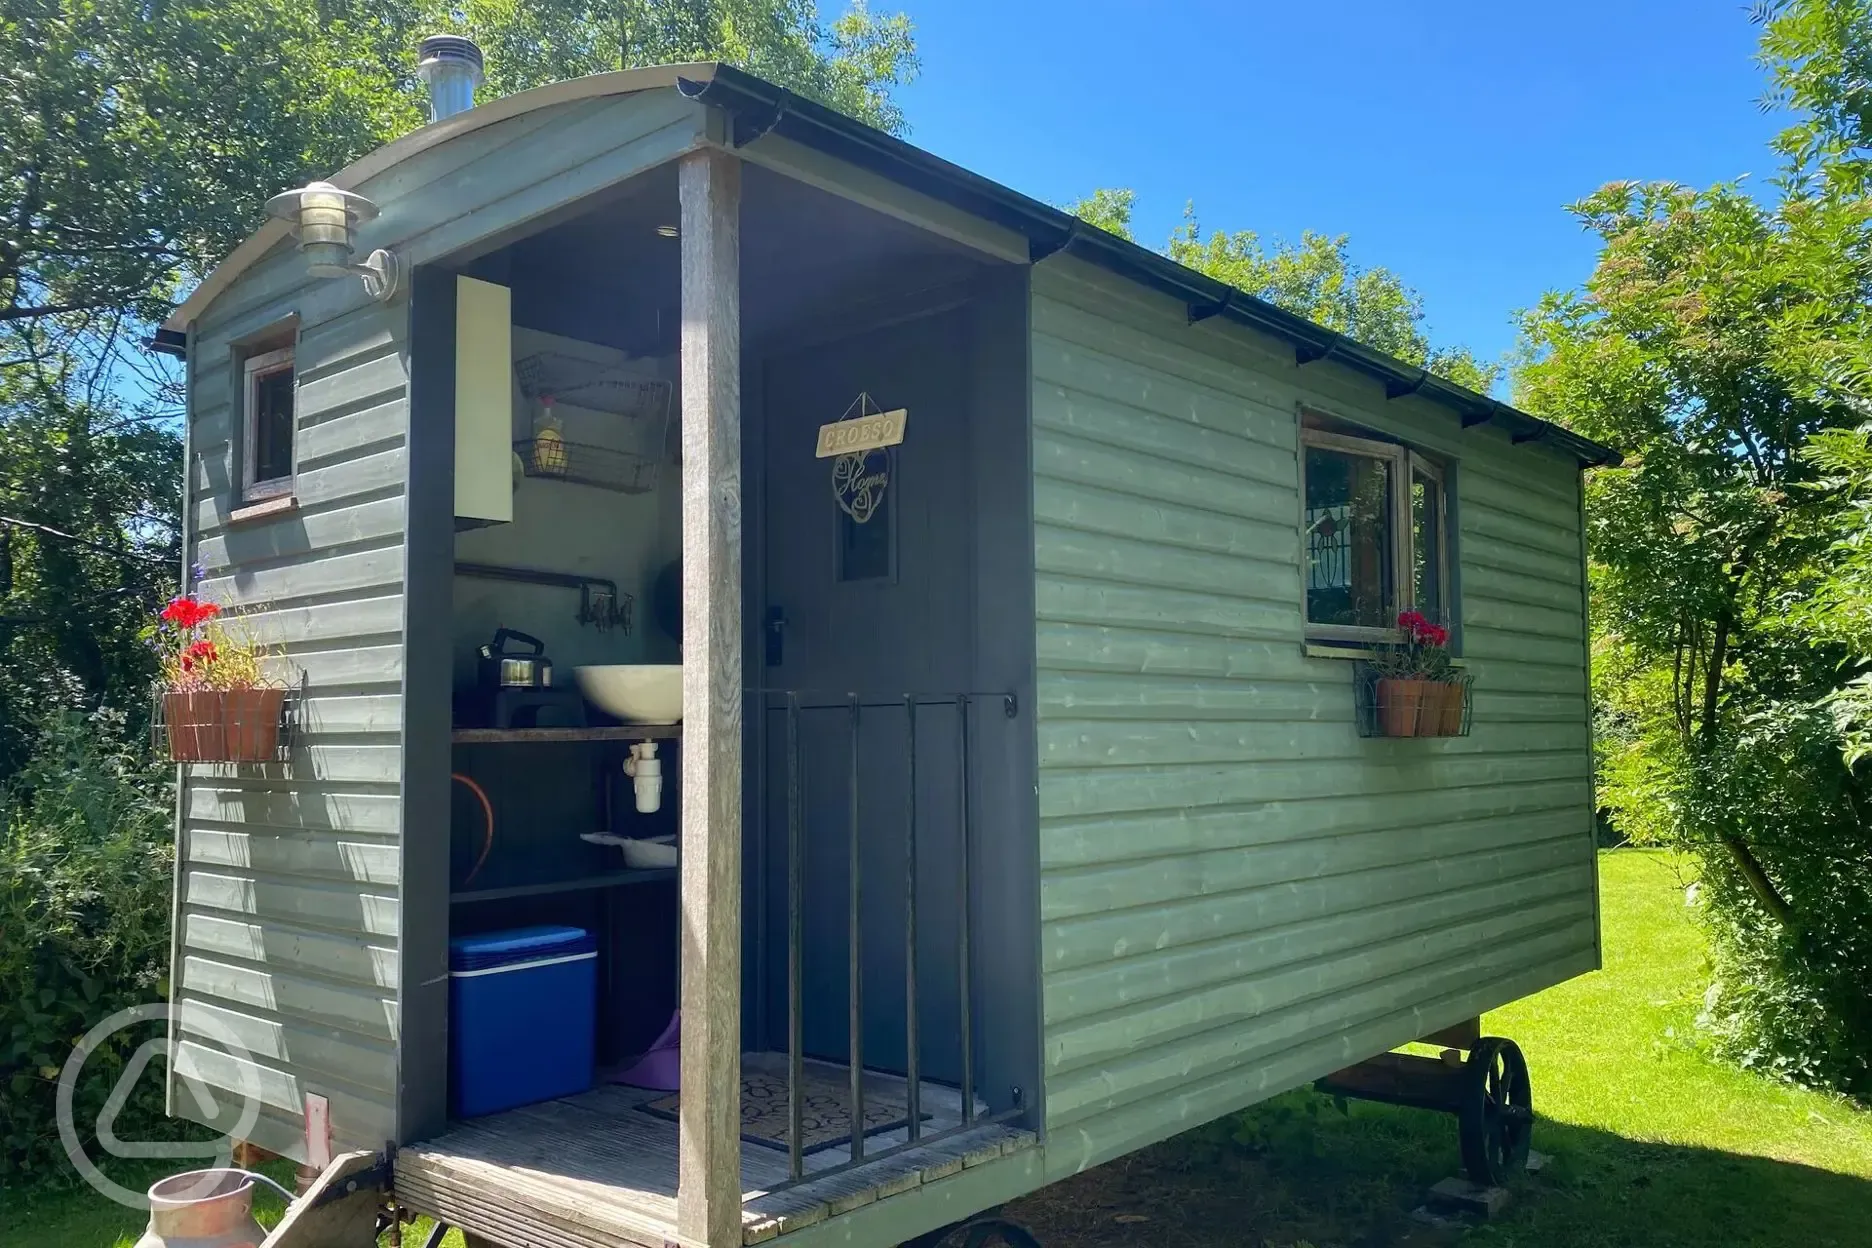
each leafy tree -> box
[1758,0,1872,192]
[1065,189,1499,392]
[0,0,917,342]
[1063,188,1137,242]
[421,0,917,133]
[1519,179,1864,879]
[1168,212,1499,392]
[0,0,420,336]
[0,371,181,778]
[1516,172,1872,1092]
[0,0,919,783]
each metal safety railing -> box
[750,689,1021,1193]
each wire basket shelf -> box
[515,438,660,494]
[151,674,305,764]
[513,350,671,423]
[1353,664,1472,738]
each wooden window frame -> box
[241,345,297,503]
[1410,454,1451,629]
[1300,424,1451,645]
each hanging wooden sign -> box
[816,405,906,458]
[822,393,901,523]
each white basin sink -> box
[573,665,683,724]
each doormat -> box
[640,1068,924,1155]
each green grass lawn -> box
[12,850,1872,1247]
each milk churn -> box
[134,1169,269,1248]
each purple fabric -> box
[612,1010,681,1091]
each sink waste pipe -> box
[623,742,662,813]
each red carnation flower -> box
[161,597,220,629]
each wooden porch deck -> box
[394,1059,1035,1248]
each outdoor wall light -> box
[263,181,399,301]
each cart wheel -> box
[958,1218,1042,1248]
[1458,1036,1533,1185]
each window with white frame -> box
[1300,417,1451,643]
[241,345,297,502]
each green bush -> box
[0,712,175,1177]
[1686,710,1872,1098]
[1603,694,1872,1100]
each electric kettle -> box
[478,627,554,690]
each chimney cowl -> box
[417,34,485,123]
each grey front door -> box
[755,307,973,1087]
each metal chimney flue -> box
[417,35,485,123]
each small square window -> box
[1301,419,1451,643]
[242,345,296,502]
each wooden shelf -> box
[451,724,681,744]
[450,867,677,905]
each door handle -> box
[765,606,787,666]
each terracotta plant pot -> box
[222,686,287,762]
[1434,679,1467,736]
[163,690,228,762]
[1377,677,1435,737]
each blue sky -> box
[894,0,1783,372]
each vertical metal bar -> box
[753,692,768,1051]
[786,693,804,1182]
[848,696,865,1162]
[903,695,921,1142]
[956,694,974,1125]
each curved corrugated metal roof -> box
[168,61,1619,467]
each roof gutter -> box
[681,66,1620,470]
[148,326,187,359]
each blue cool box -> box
[449,925,597,1118]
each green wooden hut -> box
[154,40,1617,1248]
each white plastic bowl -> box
[622,836,678,868]
[573,664,683,724]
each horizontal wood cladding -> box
[181,909,396,987]
[1040,776,1589,869]
[181,954,398,1042]
[1043,950,1598,1180]
[1028,258,1598,1161]
[177,995,398,1095]
[175,262,409,1160]
[172,83,716,1164]
[184,824,399,884]
[1044,871,1591,1028]
[173,1038,397,1146]
[184,868,400,936]
[1041,926,1588,1130]
[1045,894,1590,1082]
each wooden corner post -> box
[677,146,744,1248]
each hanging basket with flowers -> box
[1357,611,1472,738]
[153,596,293,763]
